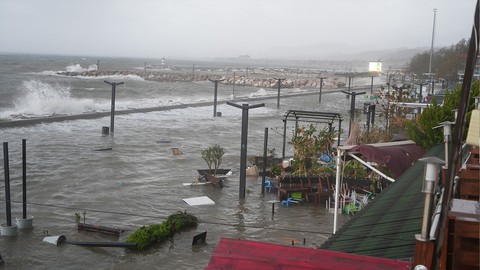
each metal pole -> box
[282,119,287,159]
[3,142,12,226]
[333,148,342,234]
[350,93,356,136]
[337,119,342,147]
[342,91,366,137]
[261,127,268,195]
[227,102,265,198]
[370,104,376,128]
[104,81,124,133]
[192,64,195,79]
[22,139,27,219]
[428,9,437,94]
[210,79,225,117]
[214,82,218,117]
[274,78,285,109]
[370,76,374,94]
[111,84,116,132]
[233,71,236,96]
[318,77,326,103]
[97,60,100,71]
[240,105,248,198]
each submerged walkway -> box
[0,85,375,128]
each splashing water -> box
[12,80,98,117]
[66,63,98,72]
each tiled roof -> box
[321,144,445,261]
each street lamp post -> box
[227,102,265,198]
[317,76,326,103]
[209,78,225,117]
[274,78,285,109]
[418,157,444,240]
[104,80,124,133]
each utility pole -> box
[317,76,327,103]
[97,60,100,71]
[227,102,265,198]
[342,91,366,137]
[209,78,225,117]
[104,80,124,133]
[192,64,196,80]
[428,9,437,95]
[274,78,285,109]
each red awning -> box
[348,142,425,178]
[339,140,425,178]
[205,237,412,270]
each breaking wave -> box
[66,63,98,72]
[8,80,99,118]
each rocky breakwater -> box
[59,70,343,90]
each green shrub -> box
[126,211,198,251]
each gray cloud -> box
[0,0,476,59]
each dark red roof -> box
[205,237,412,270]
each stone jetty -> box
[59,69,350,90]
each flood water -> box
[0,54,382,269]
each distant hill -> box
[247,42,430,70]
[259,42,428,61]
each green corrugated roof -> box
[321,144,445,261]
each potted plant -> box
[200,144,225,175]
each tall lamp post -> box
[317,76,327,103]
[274,78,285,109]
[209,78,225,117]
[428,9,437,95]
[434,121,455,169]
[227,102,265,198]
[104,80,124,133]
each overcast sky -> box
[0,0,477,59]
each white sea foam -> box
[249,88,270,98]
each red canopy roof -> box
[340,140,425,178]
[205,237,412,270]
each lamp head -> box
[419,157,444,194]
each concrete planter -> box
[16,216,34,229]
[0,223,18,236]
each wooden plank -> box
[459,169,480,180]
[454,219,480,239]
[66,241,136,248]
[78,223,124,235]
